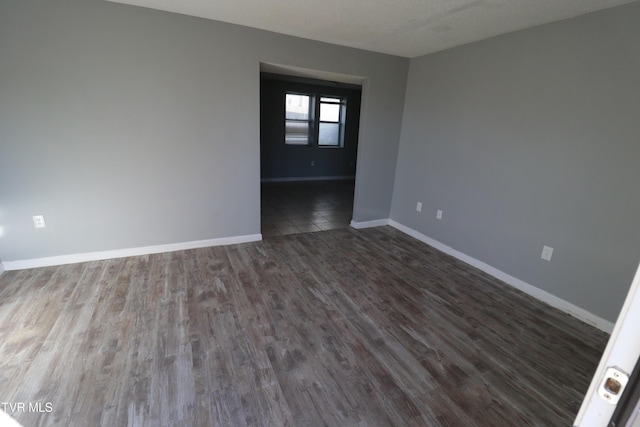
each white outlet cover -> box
[416,202,422,212]
[33,215,46,229]
[436,210,443,220]
[541,245,553,261]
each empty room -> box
[1,0,640,426]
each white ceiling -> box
[106,0,636,58]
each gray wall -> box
[260,76,361,181]
[391,2,640,323]
[0,0,408,261]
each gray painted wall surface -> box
[391,3,640,323]
[0,0,408,261]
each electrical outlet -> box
[311,160,315,167]
[33,215,46,229]
[541,245,554,261]
[436,210,443,220]
[416,202,422,212]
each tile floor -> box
[261,179,355,237]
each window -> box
[318,97,345,146]
[285,93,346,147]
[285,93,313,145]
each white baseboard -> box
[2,234,263,271]
[350,219,390,229]
[4,220,614,334]
[261,176,355,183]
[388,220,614,334]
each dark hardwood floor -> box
[0,226,608,426]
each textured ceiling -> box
[106,0,636,57]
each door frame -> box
[574,261,640,426]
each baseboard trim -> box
[261,176,355,183]
[4,221,614,333]
[350,219,390,229]
[388,220,614,334]
[2,234,263,271]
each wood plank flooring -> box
[0,227,608,426]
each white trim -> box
[350,219,390,229]
[574,260,640,426]
[261,176,355,183]
[2,234,263,271]
[389,220,614,334]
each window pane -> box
[285,120,310,145]
[318,122,340,146]
[320,102,340,122]
[285,94,310,120]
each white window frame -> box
[284,92,346,148]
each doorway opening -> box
[259,66,363,238]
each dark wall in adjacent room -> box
[260,74,361,181]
